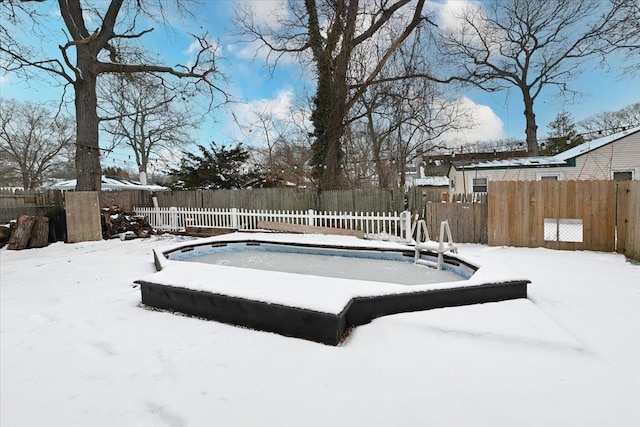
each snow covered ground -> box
[1,235,639,426]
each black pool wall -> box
[138,279,529,346]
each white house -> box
[448,126,640,194]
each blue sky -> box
[1,0,638,173]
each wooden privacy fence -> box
[616,181,640,261]
[488,180,640,261]
[420,201,488,244]
[134,207,412,241]
[0,189,64,223]
[0,189,64,208]
[154,187,404,212]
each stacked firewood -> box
[101,205,158,239]
[4,215,50,250]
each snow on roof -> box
[455,156,565,170]
[44,176,169,192]
[455,125,640,171]
[413,176,450,186]
[553,125,640,161]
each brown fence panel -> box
[488,181,509,246]
[319,188,402,213]
[423,201,487,244]
[617,181,640,261]
[199,188,316,210]
[154,188,402,213]
[571,180,616,252]
[155,190,201,208]
[0,190,64,223]
[488,180,617,251]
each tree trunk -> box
[523,92,539,156]
[311,61,345,191]
[75,47,102,191]
[366,108,390,190]
[21,171,29,191]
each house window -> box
[450,177,456,190]
[536,172,562,181]
[613,171,633,182]
[472,177,487,193]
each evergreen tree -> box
[169,143,260,190]
[541,111,584,156]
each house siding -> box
[448,130,640,195]
[568,131,640,180]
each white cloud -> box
[438,96,505,146]
[245,0,289,26]
[430,0,481,31]
[227,0,294,62]
[236,88,294,123]
[222,88,310,149]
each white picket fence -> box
[134,207,412,241]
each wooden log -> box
[185,227,236,237]
[8,215,35,250]
[0,224,11,241]
[256,220,364,238]
[28,216,49,248]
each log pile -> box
[101,205,158,239]
[0,224,13,248]
[5,215,50,250]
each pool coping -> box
[136,233,530,345]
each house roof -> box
[45,176,169,192]
[413,176,450,186]
[452,125,640,171]
[554,126,640,161]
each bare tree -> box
[233,104,294,176]
[351,33,470,190]
[98,73,196,184]
[260,138,312,187]
[236,0,440,190]
[440,0,636,155]
[463,138,526,154]
[1,0,224,191]
[602,1,640,74]
[578,102,640,137]
[341,124,379,189]
[0,99,75,189]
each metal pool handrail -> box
[414,219,458,270]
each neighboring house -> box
[405,164,450,201]
[448,126,640,195]
[412,175,450,202]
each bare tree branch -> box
[1,0,226,191]
[439,0,636,154]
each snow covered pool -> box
[137,232,530,345]
[168,241,464,285]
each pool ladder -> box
[412,219,457,270]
